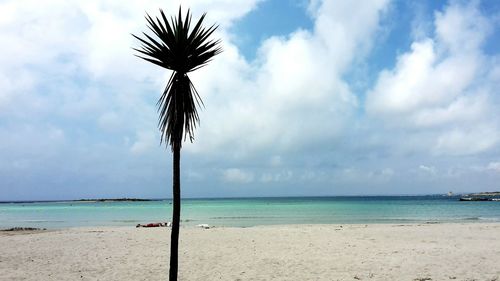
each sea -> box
[1,196,500,229]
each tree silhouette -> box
[133,7,221,280]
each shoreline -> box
[1,223,499,280]
[3,219,500,231]
[3,220,500,232]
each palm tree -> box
[132,7,221,280]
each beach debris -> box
[136,222,170,228]
[197,224,210,229]
[1,227,46,231]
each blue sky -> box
[0,0,499,201]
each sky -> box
[1,0,500,201]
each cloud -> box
[487,162,500,173]
[419,165,436,174]
[381,168,395,177]
[222,168,254,184]
[260,170,293,183]
[184,0,390,156]
[130,131,156,155]
[366,1,500,156]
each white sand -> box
[1,223,499,281]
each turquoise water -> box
[1,196,500,229]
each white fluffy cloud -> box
[185,0,389,155]
[366,1,500,156]
[0,0,264,149]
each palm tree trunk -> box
[169,144,181,280]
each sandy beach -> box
[1,223,499,281]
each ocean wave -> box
[454,217,500,221]
[476,217,500,221]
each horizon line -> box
[0,192,468,204]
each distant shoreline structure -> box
[0,198,160,204]
[460,191,500,201]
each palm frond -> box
[132,7,221,149]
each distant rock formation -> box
[469,191,500,197]
[459,191,500,201]
[76,198,153,202]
